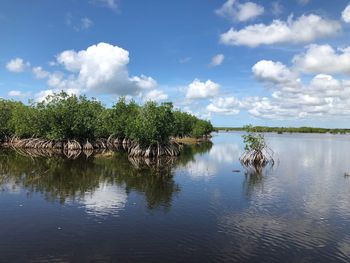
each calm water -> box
[1,132,350,262]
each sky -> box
[1,0,350,128]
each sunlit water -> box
[1,132,350,262]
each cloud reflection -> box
[181,141,241,180]
[79,183,127,217]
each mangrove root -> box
[1,137,183,158]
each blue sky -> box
[1,0,350,127]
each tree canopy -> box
[0,92,214,145]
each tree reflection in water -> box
[242,165,274,198]
[0,143,213,210]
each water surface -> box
[1,132,350,262]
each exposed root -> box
[240,149,274,167]
[1,137,183,158]
[128,143,180,157]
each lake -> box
[1,132,350,262]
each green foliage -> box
[106,97,139,139]
[10,102,44,138]
[130,101,174,146]
[43,92,104,140]
[191,119,214,138]
[242,125,266,152]
[0,99,18,138]
[173,111,195,137]
[173,110,214,138]
[1,92,212,145]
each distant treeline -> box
[216,126,350,134]
[0,92,214,156]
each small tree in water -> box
[240,125,274,168]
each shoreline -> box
[216,127,350,135]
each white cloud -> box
[34,88,81,102]
[215,0,264,22]
[342,4,350,23]
[6,58,30,73]
[34,89,54,102]
[8,90,22,97]
[293,44,350,75]
[206,44,350,120]
[66,13,93,31]
[185,79,220,100]
[220,14,341,47]
[246,60,350,119]
[209,54,225,67]
[7,43,159,102]
[8,90,30,98]
[271,1,283,16]
[142,89,168,102]
[130,75,157,89]
[80,17,93,30]
[206,96,241,115]
[32,66,50,79]
[252,60,299,85]
[35,42,156,96]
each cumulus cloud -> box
[245,76,350,120]
[215,0,264,22]
[34,89,55,102]
[142,89,168,102]
[129,75,157,89]
[246,58,350,119]
[207,46,350,120]
[206,96,241,115]
[7,43,160,103]
[34,88,82,102]
[293,44,350,75]
[186,79,220,100]
[220,14,341,47]
[32,42,157,98]
[342,4,350,23]
[32,66,50,79]
[252,60,299,86]
[6,58,30,73]
[209,54,225,67]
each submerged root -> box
[2,137,183,158]
[128,143,180,157]
[128,155,177,174]
[239,148,274,169]
[83,140,94,150]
